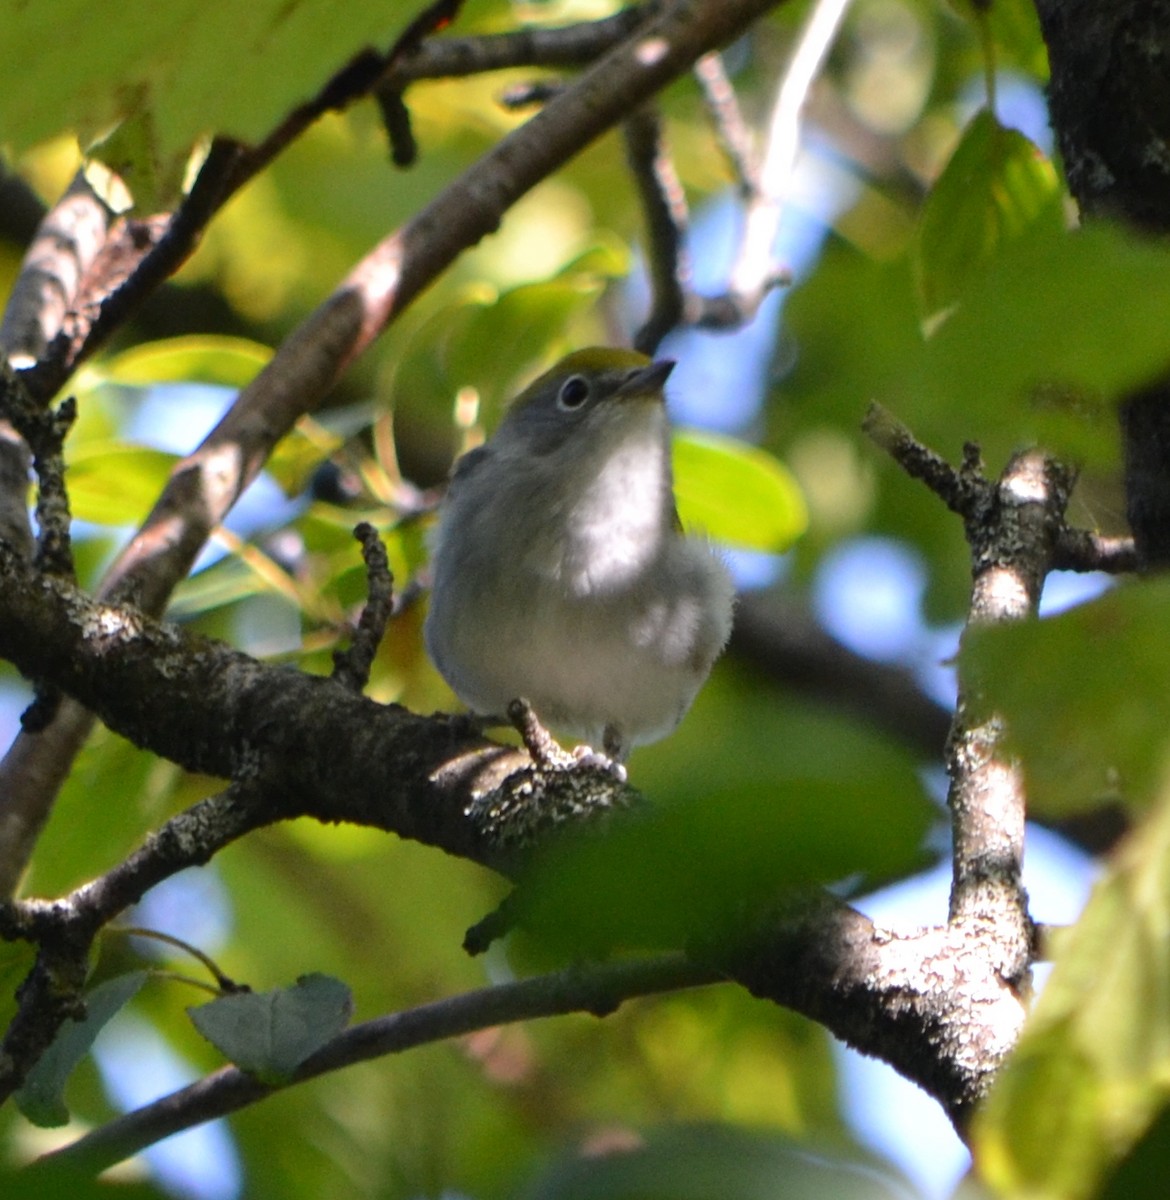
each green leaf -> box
[0,942,37,1048]
[914,110,1063,319]
[910,223,1170,467]
[672,430,807,552]
[964,579,1170,815]
[188,973,353,1084]
[0,2,403,163]
[100,335,273,389]
[266,419,344,497]
[16,971,147,1128]
[511,770,934,957]
[87,105,187,213]
[974,795,1170,1199]
[0,1158,171,1199]
[66,443,176,526]
[1100,1104,1170,1200]
[442,276,610,410]
[520,1122,913,1200]
[982,0,1049,75]
[169,554,272,618]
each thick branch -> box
[0,544,634,880]
[864,411,1085,1115]
[1033,2,1170,568]
[32,887,1026,1166]
[944,450,1072,954]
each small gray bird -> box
[424,347,734,762]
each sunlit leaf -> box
[169,555,271,618]
[0,2,403,162]
[965,579,1170,814]
[188,973,353,1084]
[673,430,807,552]
[16,972,148,1128]
[101,335,273,389]
[974,793,1170,1199]
[914,110,1062,319]
[66,443,176,526]
[88,106,187,213]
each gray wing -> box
[447,444,492,496]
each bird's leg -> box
[505,700,628,781]
[507,698,575,770]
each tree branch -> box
[0,0,793,896]
[329,523,394,693]
[40,955,716,1177]
[0,529,1056,1133]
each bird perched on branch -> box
[425,347,734,764]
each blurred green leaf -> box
[914,110,1062,319]
[267,419,344,496]
[1100,1104,1170,1200]
[965,579,1170,814]
[673,430,807,552]
[0,1159,171,1199]
[101,335,273,389]
[911,224,1170,467]
[443,274,613,410]
[16,972,147,1128]
[66,443,176,526]
[0,942,37,1047]
[188,972,353,1084]
[87,107,185,214]
[520,1122,914,1200]
[511,769,934,957]
[951,0,1049,77]
[171,552,291,619]
[0,2,403,162]
[974,794,1170,1199]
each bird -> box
[424,347,735,763]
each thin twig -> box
[0,784,269,1103]
[39,955,716,1177]
[384,7,651,85]
[1052,527,1139,574]
[729,0,853,305]
[863,402,984,516]
[625,105,691,353]
[331,523,395,693]
[693,53,760,196]
[115,926,246,994]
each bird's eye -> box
[557,375,590,410]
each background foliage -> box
[2,1,1169,1198]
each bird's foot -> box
[505,700,628,781]
[571,744,627,783]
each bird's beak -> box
[615,358,675,400]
